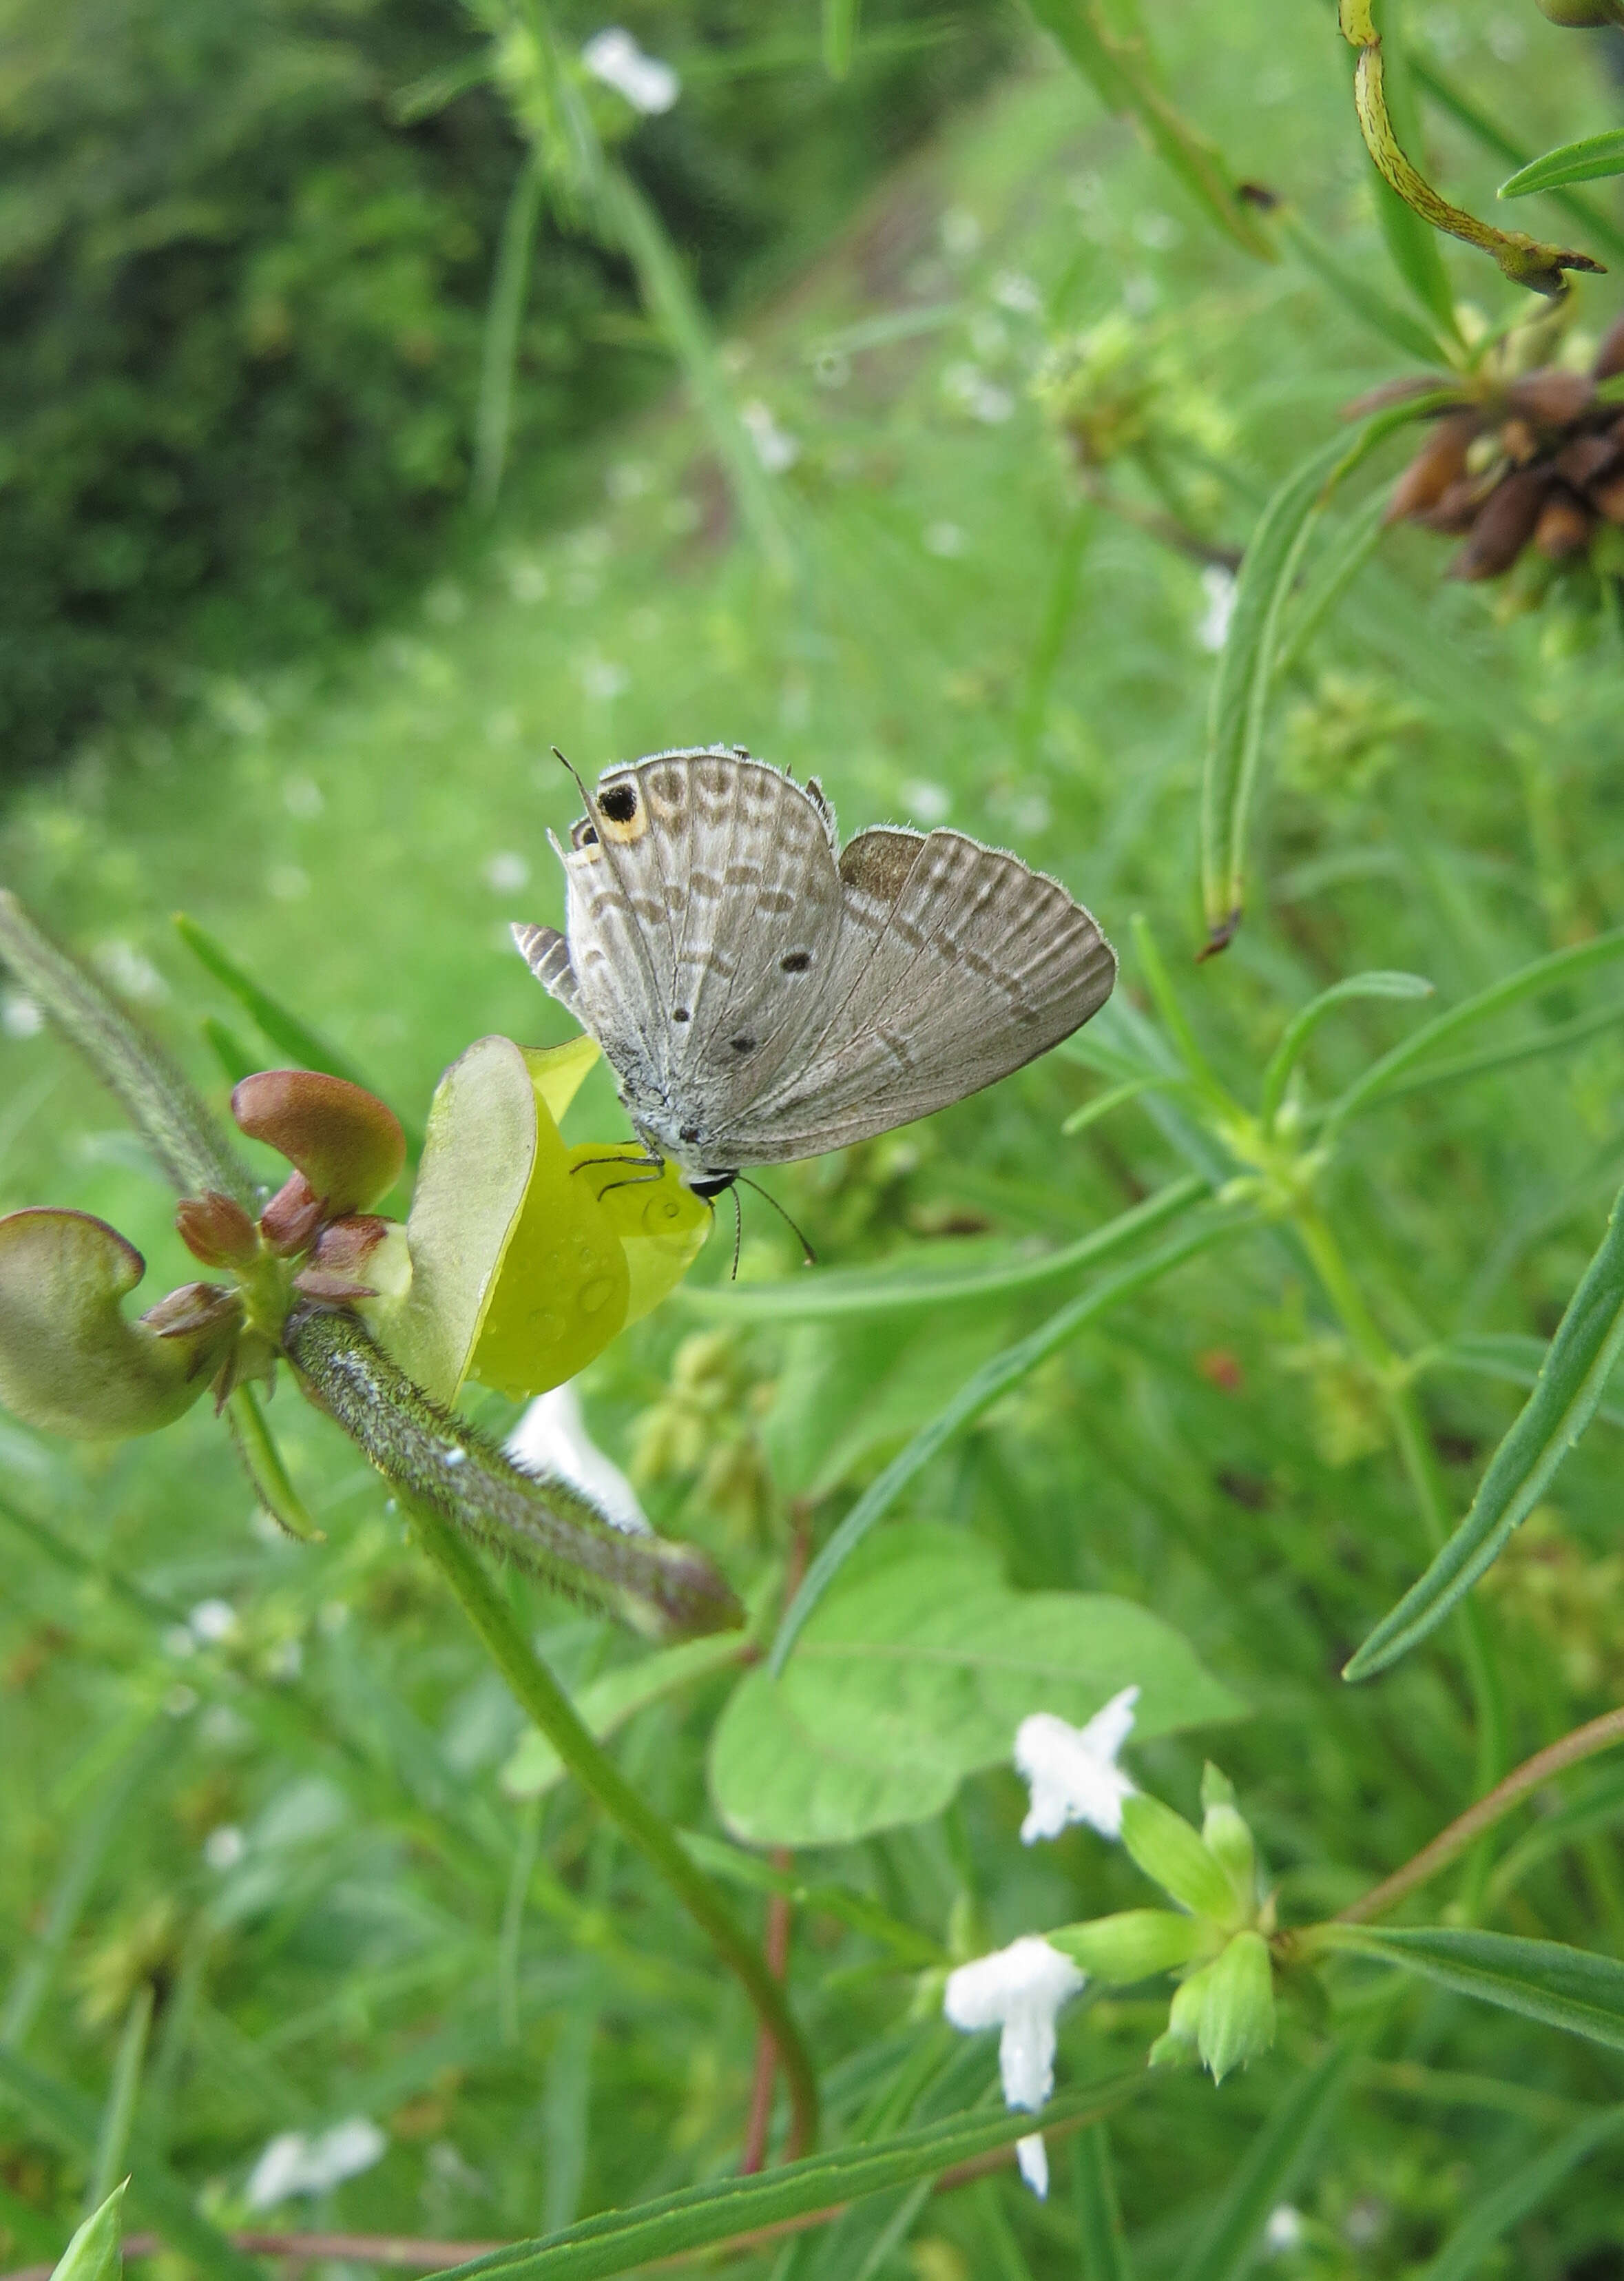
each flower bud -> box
[176,1190,259,1269]
[1194,1930,1276,2081]
[1505,370,1596,426]
[1119,1794,1235,1922]
[140,1281,244,1348]
[1593,313,1624,382]
[1534,491,1594,560]
[1201,1802,1258,1917]
[293,1213,407,1303]
[259,1172,324,1257]
[1448,468,1548,581]
[231,1070,406,1215]
[1048,1909,1209,1985]
[1385,412,1475,526]
[1147,1962,1208,2070]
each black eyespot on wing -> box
[572,822,599,847]
[729,1035,756,1055]
[780,949,811,973]
[680,1122,702,1144]
[598,783,638,823]
[672,1006,691,1023]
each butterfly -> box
[513,746,1116,1199]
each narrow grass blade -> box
[1366,997,1624,1107]
[0,2048,262,2281]
[1501,130,1624,201]
[769,1206,1249,1672]
[1321,1926,1624,2052]
[173,914,376,1093]
[602,167,797,582]
[1074,2124,1134,2281]
[1324,928,1624,1137]
[1259,971,1433,1126]
[1063,1076,1174,1137]
[1276,206,1447,364]
[86,1986,153,2211]
[427,2081,1141,2281]
[1270,486,1390,683]
[1346,1178,1624,1679]
[822,0,860,77]
[1422,2108,1624,2281]
[472,149,548,513]
[681,1175,1207,1319]
[200,1015,259,1086]
[0,893,253,1206]
[1023,0,1273,261]
[52,2183,125,2281]
[1172,2044,1351,2281]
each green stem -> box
[403,1493,820,2156]
[1293,1207,1508,1833]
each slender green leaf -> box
[1173,2044,1351,2281]
[86,1988,152,2213]
[769,1208,1249,1671]
[681,1175,1207,1319]
[1259,971,1433,1126]
[1501,129,1624,201]
[1410,47,1624,259]
[427,2081,1143,2281]
[200,1015,258,1086]
[1074,2125,1134,2281]
[822,0,860,76]
[1322,1926,1624,2052]
[1063,1075,1176,1137]
[1276,206,1448,364]
[52,2184,125,2281]
[227,1383,324,1543]
[1346,1178,1624,1678]
[0,2048,262,2281]
[0,894,253,1206]
[1324,928,1624,1136]
[1270,488,1393,683]
[1023,0,1273,260]
[472,149,548,512]
[1366,995,1624,1106]
[1422,2107,1624,2281]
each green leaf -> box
[227,1381,324,1542]
[1049,1910,1209,1985]
[200,1015,258,1086]
[769,1206,1246,1670]
[682,1176,1207,1320]
[1172,2044,1351,2281]
[1271,488,1391,683]
[712,1523,1241,1847]
[50,2184,125,2281]
[1196,1930,1274,2083]
[1500,128,1624,200]
[1409,45,1624,260]
[0,892,253,1208]
[425,2079,1143,2281]
[0,1210,236,1440]
[822,0,860,76]
[1259,971,1433,1126]
[1072,2126,1134,2281]
[1346,1177,1624,1678]
[0,2047,262,2281]
[1324,927,1624,1135]
[472,148,548,513]
[1419,2107,1624,2281]
[500,1630,748,1799]
[173,914,386,1104]
[1023,0,1274,262]
[1118,1796,1237,1921]
[1322,1925,1624,2052]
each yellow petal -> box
[568,1145,712,1325]
[525,1035,601,1126]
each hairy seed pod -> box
[1448,468,1549,580]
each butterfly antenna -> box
[736,1175,817,1268]
[552,744,594,809]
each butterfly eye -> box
[780,950,811,973]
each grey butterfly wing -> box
[518,748,844,1115]
[713,826,1116,1164]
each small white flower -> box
[508,1382,651,1536]
[483,851,530,894]
[582,28,679,114]
[1,991,43,1039]
[245,2118,387,2209]
[1196,566,1238,654]
[741,400,800,475]
[189,1598,238,1644]
[203,1825,246,1871]
[1014,1685,1138,1844]
[93,940,167,1004]
[1264,2205,1304,2253]
[944,1936,1085,2199]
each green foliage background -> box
[8,1,1624,2275]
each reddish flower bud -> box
[1555,432,1622,488]
[1594,313,1624,383]
[291,1212,394,1302]
[259,1172,324,1257]
[231,1071,406,1215]
[1448,469,1550,581]
[1534,490,1594,559]
[176,1191,259,1269]
[1417,475,1490,536]
[1506,370,1597,426]
[1592,472,1624,524]
[140,1282,245,1370]
[1386,413,1477,526]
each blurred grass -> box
[9,5,1624,2273]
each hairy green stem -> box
[401,1487,820,2156]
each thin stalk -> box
[401,1493,820,2156]
[86,1986,154,2212]
[740,1858,794,2174]
[1331,1706,1624,1926]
